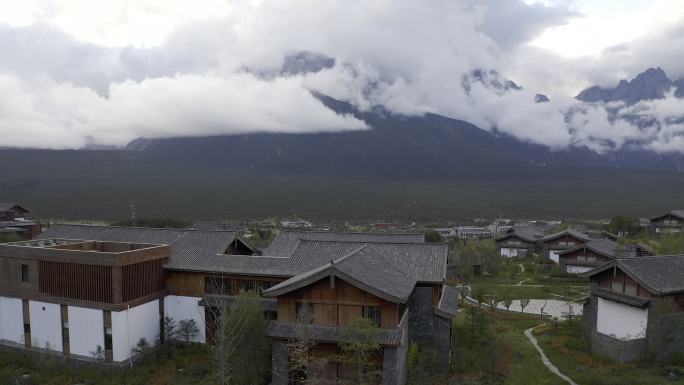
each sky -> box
[0,0,683,152]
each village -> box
[1,203,684,385]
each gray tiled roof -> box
[496,226,543,243]
[264,230,425,256]
[592,287,650,308]
[38,223,237,266]
[649,209,684,221]
[266,321,404,346]
[560,238,647,259]
[435,286,459,318]
[541,229,589,243]
[617,256,684,295]
[263,246,417,303]
[0,203,25,212]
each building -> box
[454,226,492,239]
[540,229,590,263]
[583,256,684,363]
[0,238,170,364]
[494,227,543,258]
[558,239,655,274]
[0,203,41,240]
[649,210,684,234]
[0,225,455,384]
[191,222,249,236]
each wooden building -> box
[494,227,543,258]
[540,229,589,262]
[583,256,684,363]
[0,202,41,239]
[558,239,655,274]
[0,238,169,363]
[649,210,684,234]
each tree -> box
[608,214,639,236]
[502,294,513,312]
[486,294,498,313]
[338,317,382,385]
[540,299,548,319]
[178,319,200,345]
[205,288,271,385]
[162,316,177,343]
[287,303,327,385]
[424,230,445,243]
[473,288,486,310]
[519,298,530,314]
[90,345,105,361]
[132,338,151,355]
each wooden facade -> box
[590,268,652,299]
[276,277,400,329]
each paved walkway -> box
[497,299,582,319]
[525,327,579,385]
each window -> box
[559,241,567,246]
[296,302,314,323]
[21,264,29,283]
[362,306,381,327]
[62,321,69,344]
[23,323,30,334]
[567,241,575,246]
[104,327,113,351]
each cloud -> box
[0,0,682,154]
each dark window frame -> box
[21,264,29,283]
[362,305,381,327]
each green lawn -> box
[0,344,211,385]
[535,323,684,385]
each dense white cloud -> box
[0,0,682,153]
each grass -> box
[0,344,212,385]
[535,323,684,385]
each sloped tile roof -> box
[617,256,684,295]
[263,246,417,303]
[38,223,237,266]
[649,209,684,221]
[435,286,459,318]
[541,228,589,243]
[264,230,425,256]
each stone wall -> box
[590,330,646,363]
[583,294,598,340]
[647,312,684,360]
[383,310,409,385]
[406,286,434,344]
[271,340,288,385]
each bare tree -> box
[519,298,530,314]
[178,319,200,345]
[502,294,513,312]
[204,273,254,385]
[487,294,498,313]
[540,299,548,319]
[287,303,327,385]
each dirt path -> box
[524,327,579,385]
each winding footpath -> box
[524,327,579,385]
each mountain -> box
[127,92,684,176]
[576,67,684,104]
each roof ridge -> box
[331,244,370,265]
[295,238,442,245]
[281,229,424,236]
[48,223,236,233]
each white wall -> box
[500,248,519,258]
[164,295,205,343]
[111,300,159,362]
[566,265,594,274]
[549,250,560,263]
[597,297,648,340]
[29,300,62,352]
[0,296,24,345]
[68,306,104,358]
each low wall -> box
[590,330,646,363]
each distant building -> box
[583,256,684,363]
[432,228,455,237]
[371,222,416,231]
[540,229,590,263]
[191,221,249,236]
[558,239,655,274]
[649,210,684,234]
[455,226,492,239]
[280,219,314,229]
[0,202,41,239]
[494,227,543,258]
